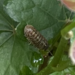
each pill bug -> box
[24,25,49,50]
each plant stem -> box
[61,22,75,37]
[50,37,68,66]
[52,60,71,71]
[36,37,68,75]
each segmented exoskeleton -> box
[24,25,49,50]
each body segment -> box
[24,25,49,50]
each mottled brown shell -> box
[24,25,49,50]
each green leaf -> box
[0,0,74,75]
[4,0,70,40]
[19,66,34,75]
[0,4,43,75]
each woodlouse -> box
[24,25,49,50]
